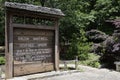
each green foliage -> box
[0,0,5,45]
[57,0,95,42]
[90,0,120,33]
[66,29,92,60]
[56,0,120,61]
[0,56,5,65]
[87,61,100,68]
[79,53,100,68]
[54,1,94,60]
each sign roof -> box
[5,2,64,17]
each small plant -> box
[87,61,100,68]
[79,53,100,68]
[0,57,5,65]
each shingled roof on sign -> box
[5,2,64,16]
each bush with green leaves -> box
[0,56,5,65]
[79,53,100,68]
[65,29,92,60]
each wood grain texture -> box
[12,24,55,30]
[55,20,59,71]
[5,12,14,78]
[14,63,54,76]
[13,28,55,76]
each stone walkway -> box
[1,64,120,80]
[35,64,120,80]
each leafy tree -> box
[55,0,95,42]
[54,0,94,59]
[0,0,5,45]
[89,0,120,34]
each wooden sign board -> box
[5,2,64,79]
[13,28,55,76]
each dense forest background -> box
[0,0,120,68]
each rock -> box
[86,29,108,43]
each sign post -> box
[5,2,64,79]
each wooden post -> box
[9,14,14,78]
[64,62,67,70]
[55,20,59,71]
[75,56,78,69]
[5,9,9,79]
[116,65,119,71]
[5,12,13,78]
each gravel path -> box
[1,64,120,80]
[37,64,120,80]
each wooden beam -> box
[54,20,59,71]
[12,24,55,30]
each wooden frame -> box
[5,2,64,79]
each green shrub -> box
[88,61,100,68]
[0,56,5,65]
[65,29,92,60]
[79,53,100,68]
